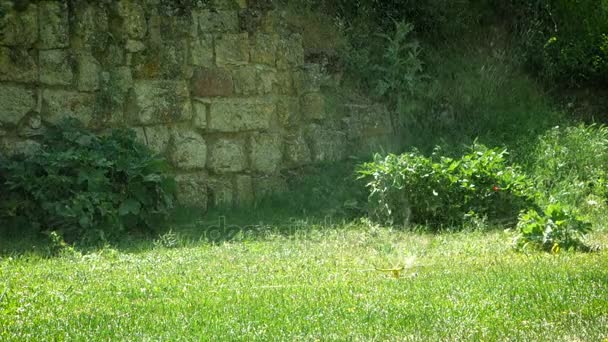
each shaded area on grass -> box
[0,159,369,256]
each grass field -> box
[1,217,607,341]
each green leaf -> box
[119,198,141,216]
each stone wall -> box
[0,0,395,209]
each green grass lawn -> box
[1,219,607,341]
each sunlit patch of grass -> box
[1,220,606,340]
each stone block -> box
[250,133,282,174]
[258,68,277,95]
[76,53,101,92]
[190,34,214,66]
[343,103,393,140]
[126,39,146,53]
[251,33,277,66]
[147,15,163,45]
[96,67,133,124]
[276,97,300,127]
[235,174,254,206]
[194,10,239,33]
[116,0,147,39]
[38,1,69,49]
[192,100,207,129]
[143,125,171,154]
[0,84,36,126]
[101,44,126,67]
[211,0,247,9]
[1,138,41,156]
[71,2,109,51]
[175,173,208,209]
[190,67,233,97]
[133,126,147,146]
[128,80,192,125]
[171,128,207,170]
[284,130,311,167]
[0,47,37,83]
[207,176,233,207]
[158,14,196,40]
[40,49,73,86]
[342,103,395,156]
[132,40,190,79]
[254,175,288,200]
[304,124,347,162]
[0,3,38,46]
[17,114,43,138]
[101,67,133,93]
[276,71,295,95]
[256,9,288,34]
[232,66,256,96]
[208,98,274,132]
[300,92,325,121]
[294,64,323,95]
[215,33,249,66]
[276,34,304,70]
[42,90,96,127]
[208,138,246,173]
[233,65,277,96]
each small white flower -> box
[587,199,598,206]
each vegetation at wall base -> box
[0,119,176,244]
[358,144,535,229]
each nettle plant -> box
[358,144,534,229]
[0,119,176,243]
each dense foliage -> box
[358,144,534,228]
[0,119,176,243]
[289,0,607,88]
[504,0,608,86]
[359,125,608,249]
[285,0,479,40]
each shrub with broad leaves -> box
[515,203,593,252]
[358,144,534,229]
[0,119,176,243]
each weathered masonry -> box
[0,0,394,209]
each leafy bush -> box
[358,144,534,228]
[515,204,593,252]
[530,124,608,207]
[0,119,176,243]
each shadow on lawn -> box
[0,195,365,258]
[0,160,368,257]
